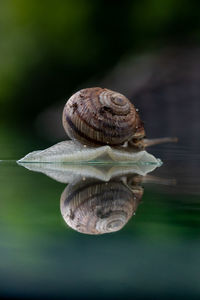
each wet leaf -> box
[17,140,161,164]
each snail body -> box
[62,87,145,148]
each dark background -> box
[1,0,200,159]
[1,2,200,300]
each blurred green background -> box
[1,0,200,159]
[1,2,200,300]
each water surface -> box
[0,144,200,300]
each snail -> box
[18,87,175,163]
[62,87,177,149]
[18,87,174,163]
[60,176,143,235]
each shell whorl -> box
[60,179,143,235]
[62,87,144,146]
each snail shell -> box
[62,87,145,146]
[60,178,143,235]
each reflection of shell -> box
[60,179,143,235]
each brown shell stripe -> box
[67,99,136,141]
[65,90,136,138]
[79,88,134,125]
[76,107,135,136]
[66,115,133,145]
[88,92,135,128]
[64,183,133,208]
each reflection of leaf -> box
[18,140,161,164]
[18,163,161,184]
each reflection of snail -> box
[18,158,174,235]
[60,177,143,235]
[63,87,177,149]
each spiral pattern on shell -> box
[60,179,143,235]
[62,87,144,146]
